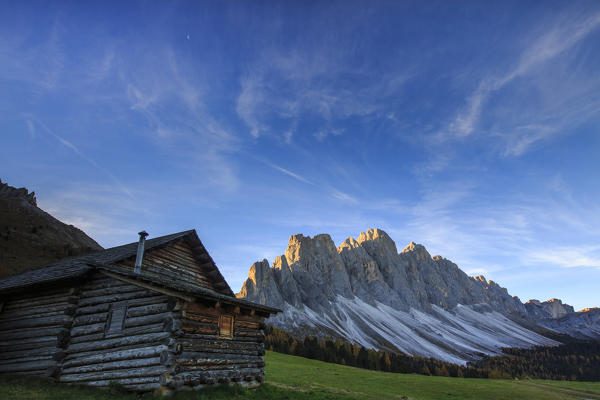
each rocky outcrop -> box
[238,228,526,316]
[538,308,600,339]
[0,178,102,276]
[236,228,571,363]
[523,299,599,339]
[525,298,575,320]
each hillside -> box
[0,179,102,277]
[2,352,600,399]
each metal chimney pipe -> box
[134,231,149,275]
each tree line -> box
[264,325,600,381]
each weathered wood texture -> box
[0,269,271,392]
[0,286,76,375]
[58,272,173,391]
[118,241,222,293]
[162,302,266,389]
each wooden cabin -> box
[0,230,279,392]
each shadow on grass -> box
[0,374,350,400]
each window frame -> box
[218,314,234,339]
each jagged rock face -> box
[239,228,525,315]
[525,298,575,319]
[0,178,103,276]
[237,228,574,363]
[537,308,600,339]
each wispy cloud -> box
[236,46,411,141]
[24,115,133,198]
[331,189,358,205]
[525,246,600,269]
[423,8,600,166]
[40,184,142,246]
[266,162,314,185]
[315,128,344,142]
[449,10,600,140]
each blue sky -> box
[1,1,599,310]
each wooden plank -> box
[175,352,263,366]
[70,322,106,337]
[182,302,220,317]
[6,288,71,303]
[234,314,265,323]
[124,312,172,329]
[164,367,262,386]
[181,319,218,334]
[64,345,167,366]
[79,279,131,292]
[0,346,60,361]
[59,365,167,383]
[0,306,75,322]
[234,320,262,329]
[0,354,54,366]
[77,289,156,307]
[0,314,72,331]
[178,338,264,353]
[122,260,214,289]
[0,325,66,341]
[100,271,194,302]
[234,328,265,338]
[78,284,143,299]
[61,356,162,374]
[127,303,170,318]
[66,331,171,353]
[3,295,77,310]
[83,376,160,390]
[175,331,262,342]
[0,337,58,352]
[72,312,108,327]
[70,321,166,343]
[0,359,56,373]
[75,295,169,316]
[182,311,218,324]
[148,247,206,274]
[123,248,215,288]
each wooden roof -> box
[0,230,279,314]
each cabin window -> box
[105,305,127,337]
[219,314,234,339]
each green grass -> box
[264,351,600,400]
[1,351,600,400]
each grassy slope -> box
[1,351,600,400]
[264,351,600,400]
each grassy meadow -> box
[1,351,599,400]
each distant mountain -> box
[237,228,599,364]
[0,178,102,277]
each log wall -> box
[161,301,267,390]
[118,241,221,292]
[0,286,77,376]
[59,272,175,391]
[0,271,270,393]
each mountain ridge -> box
[237,228,599,364]
[0,178,103,277]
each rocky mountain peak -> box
[524,297,574,319]
[237,228,599,358]
[0,178,103,277]
[526,299,542,306]
[357,228,396,249]
[285,233,337,266]
[401,241,431,261]
[246,259,270,285]
[239,228,529,315]
[338,236,361,251]
[0,179,37,207]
